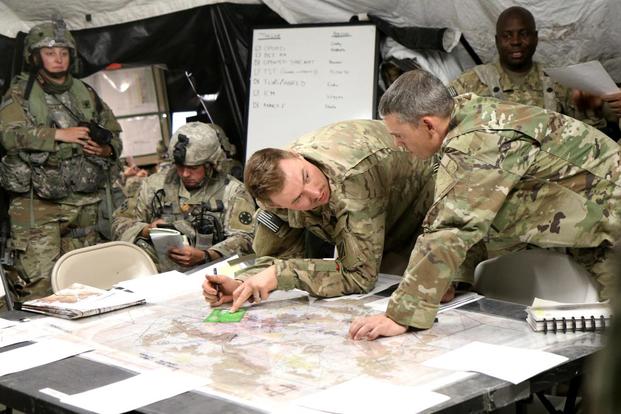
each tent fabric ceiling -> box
[0,0,261,37]
[1,0,620,81]
[262,0,621,82]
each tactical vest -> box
[473,63,557,111]
[151,168,228,249]
[0,77,108,199]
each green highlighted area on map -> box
[204,308,247,323]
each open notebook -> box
[526,298,612,334]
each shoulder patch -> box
[239,211,253,225]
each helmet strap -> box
[24,71,37,101]
[41,67,69,80]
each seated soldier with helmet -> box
[0,19,122,302]
[112,122,256,272]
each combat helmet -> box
[209,123,237,158]
[24,19,78,69]
[168,122,225,170]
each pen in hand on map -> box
[213,267,221,300]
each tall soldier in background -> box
[112,122,256,272]
[0,20,122,302]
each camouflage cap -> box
[24,20,77,64]
[168,122,225,169]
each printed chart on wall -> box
[245,23,378,159]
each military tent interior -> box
[1,0,620,154]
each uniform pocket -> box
[0,154,31,193]
[31,165,69,199]
[62,157,105,193]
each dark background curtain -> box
[0,3,286,162]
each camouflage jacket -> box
[388,93,621,329]
[112,167,256,260]
[239,120,436,297]
[0,73,122,205]
[449,60,605,128]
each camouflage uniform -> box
[112,123,256,272]
[388,94,621,329]
[238,120,438,297]
[449,60,605,127]
[0,22,122,300]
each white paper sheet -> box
[0,329,35,349]
[323,273,402,301]
[60,368,208,414]
[294,376,449,414]
[186,254,244,278]
[364,291,483,314]
[545,61,619,95]
[0,317,17,329]
[0,338,93,376]
[423,341,568,384]
[436,292,484,314]
[363,296,389,312]
[114,270,192,303]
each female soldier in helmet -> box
[0,20,122,302]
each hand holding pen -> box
[202,267,241,307]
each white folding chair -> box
[473,249,600,305]
[51,241,158,292]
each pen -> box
[213,267,221,299]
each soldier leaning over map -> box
[202,120,484,310]
[348,69,621,341]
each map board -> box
[245,23,378,159]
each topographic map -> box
[44,289,594,412]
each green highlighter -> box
[204,308,246,323]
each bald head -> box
[496,6,536,34]
[495,6,538,72]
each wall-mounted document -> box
[246,23,378,159]
[545,61,619,96]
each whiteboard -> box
[245,23,378,160]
